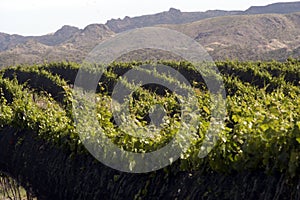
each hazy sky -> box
[0,0,299,36]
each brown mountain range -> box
[0,1,300,67]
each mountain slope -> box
[0,24,114,67]
[34,25,81,46]
[1,2,300,67]
[245,1,300,14]
[105,8,241,33]
[0,25,81,52]
[1,13,300,67]
[105,1,300,33]
[162,12,300,60]
[0,33,28,51]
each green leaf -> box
[232,115,239,123]
[297,122,300,129]
[260,124,269,132]
[203,106,210,114]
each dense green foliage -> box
[0,59,299,177]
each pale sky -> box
[0,0,299,36]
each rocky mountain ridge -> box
[105,1,300,32]
[0,1,300,67]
